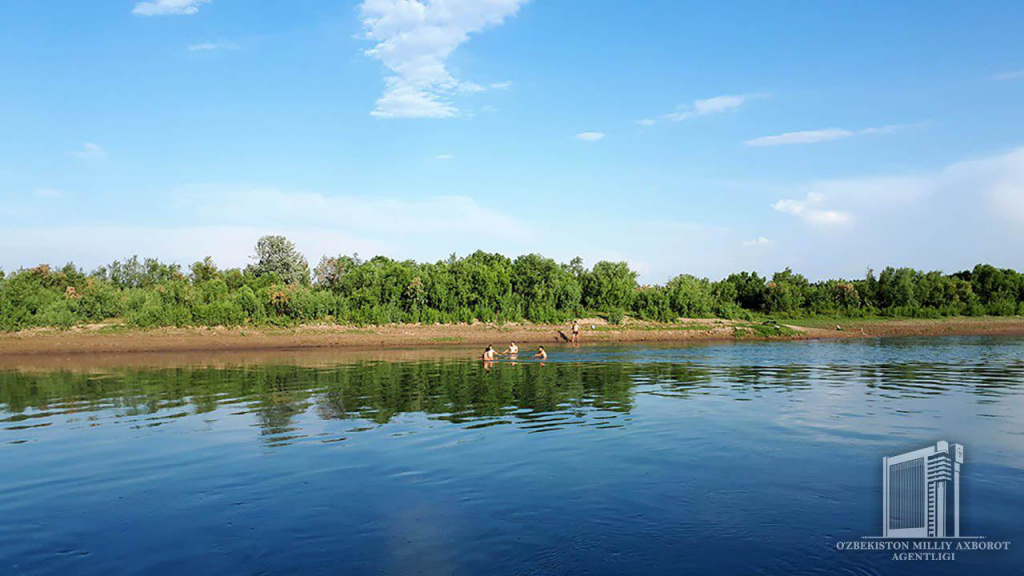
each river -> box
[2,336,1022,574]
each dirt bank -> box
[1,317,1023,362]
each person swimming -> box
[534,346,547,359]
[482,345,498,361]
[503,342,519,355]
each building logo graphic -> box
[882,440,963,538]
[834,440,1012,563]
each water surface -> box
[2,337,1023,575]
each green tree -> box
[665,275,715,317]
[247,235,310,285]
[876,267,917,310]
[190,256,220,283]
[582,261,637,311]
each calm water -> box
[2,337,1023,575]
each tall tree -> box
[247,235,310,285]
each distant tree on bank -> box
[247,235,310,286]
[2,234,1024,331]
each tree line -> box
[1,235,1022,331]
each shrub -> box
[606,307,626,325]
[632,286,674,322]
[77,280,124,321]
[234,285,265,322]
[666,275,715,317]
[582,261,637,311]
[4,249,1024,331]
[193,300,246,327]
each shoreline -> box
[2,317,1024,362]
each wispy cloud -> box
[642,94,757,125]
[742,236,773,247]
[133,0,210,16]
[575,132,605,142]
[188,40,239,52]
[760,148,1024,276]
[359,0,527,119]
[435,154,454,160]
[772,193,853,226]
[7,151,1024,283]
[70,143,107,160]
[489,81,513,90]
[745,125,904,147]
[992,70,1024,81]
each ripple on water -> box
[1,337,1023,574]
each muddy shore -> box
[2,317,1023,368]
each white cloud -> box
[188,40,239,52]
[750,128,852,146]
[435,154,454,160]
[772,192,853,226]
[0,189,537,273]
[676,94,748,119]
[0,183,766,283]
[992,70,1024,81]
[70,143,107,159]
[970,149,1024,226]
[745,125,904,147]
[0,226,378,273]
[180,187,533,242]
[359,0,527,119]
[575,131,605,141]
[643,94,755,125]
[133,0,210,16]
[7,150,1024,283]
[761,148,1024,278]
[489,81,513,90]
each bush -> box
[36,299,78,329]
[666,275,715,317]
[4,246,1024,331]
[126,295,192,328]
[632,286,674,322]
[234,285,265,322]
[606,307,626,325]
[77,281,124,321]
[582,261,637,311]
[192,300,246,327]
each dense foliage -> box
[1,236,1022,331]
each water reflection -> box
[2,338,1022,448]
[2,337,1024,576]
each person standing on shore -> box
[571,320,581,344]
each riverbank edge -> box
[2,317,1024,358]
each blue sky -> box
[2,0,1023,282]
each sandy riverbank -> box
[2,317,1024,362]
